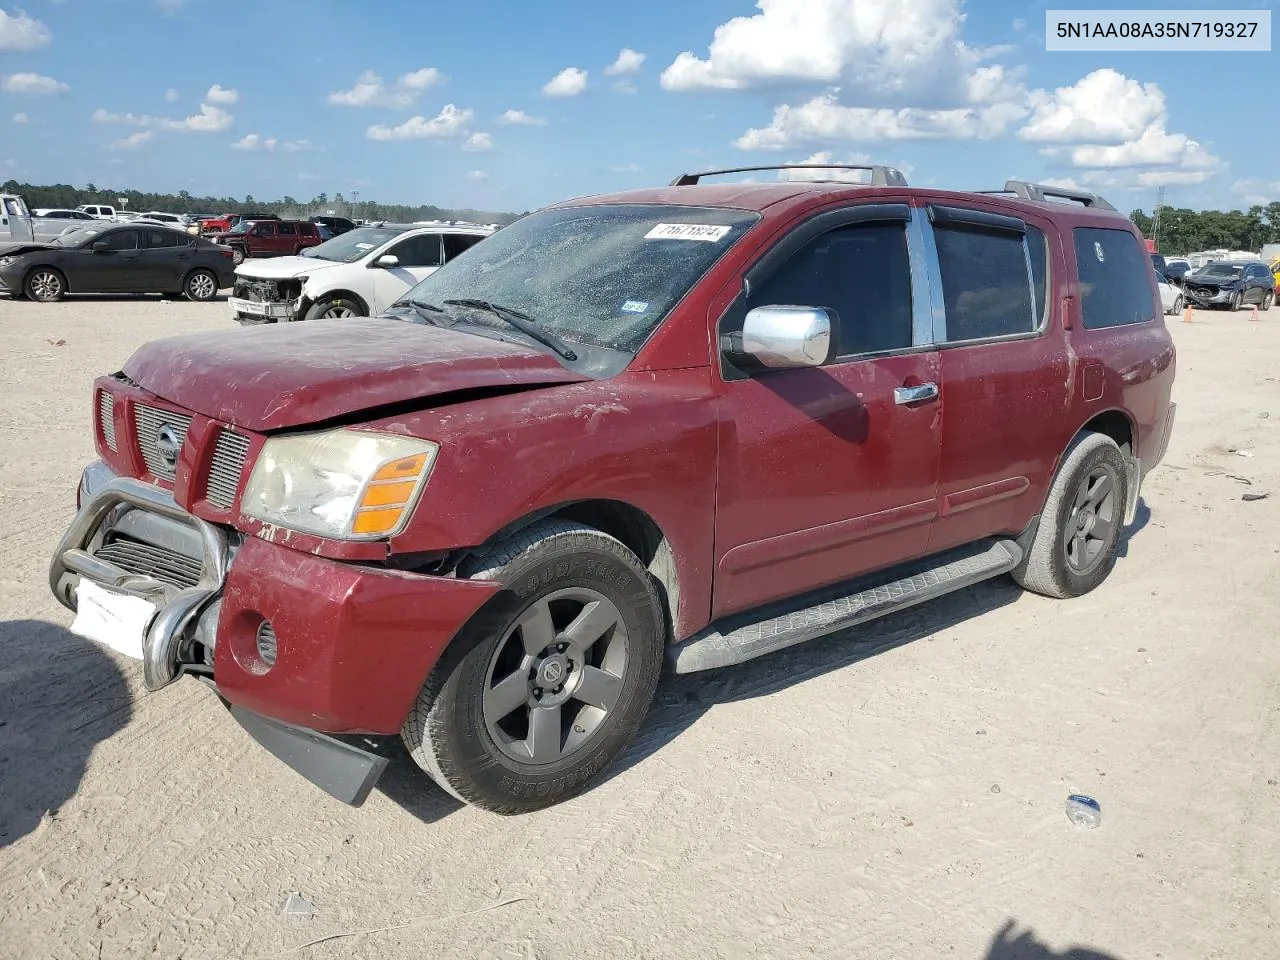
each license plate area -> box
[70,579,157,661]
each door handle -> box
[894,382,939,405]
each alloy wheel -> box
[482,587,628,765]
[1064,465,1119,574]
[323,303,356,318]
[29,270,62,301]
[188,272,216,300]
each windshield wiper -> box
[389,298,448,325]
[442,298,578,362]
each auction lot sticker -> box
[645,223,733,242]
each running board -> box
[668,539,1024,674]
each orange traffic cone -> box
[1250,305,1260,322]
[1182,303,1193,323]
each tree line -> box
[1130,202,1280,255]
[0,180,525,226]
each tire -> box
[1011,431,1128,600]
[24,267,66,302]
[1171,296,1183,316]
[293,245,305,255]
[303,296,363,321]
[183,269,218,302]
[1263,290,1273,312]
[231,246,245,265]
[401,519,666,814]
[1230,290,1243,311]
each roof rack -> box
[670,164,909,187]
[992,179,1117,212]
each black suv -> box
[1183,260,1275,311]
[310,215,355,236]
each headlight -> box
[0,256,15,268]
[241,429,438,540]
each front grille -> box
[98,392,116,452]
[134,404,194,481]
[94,537,202,590]
[206,428,251,509]
[232,277,300,303]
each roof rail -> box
[1000,179,1117,212]
[670,164,909,187]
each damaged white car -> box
[228,223,493,324]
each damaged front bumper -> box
[49,460,497,806]
[229,295,300,323]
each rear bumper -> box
[1144,401,1176,477]
[51,461,500,735]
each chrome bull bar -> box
[49,463,229,692]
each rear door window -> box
[277,222,297,236]
[145,230,179,248]
[932,210,1043,341]
[443,233,486,260]
[1074,227,1157,329]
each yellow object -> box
[352,452,434,535]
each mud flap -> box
[1124,456,1141,527]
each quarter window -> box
[747,222,914,357]
[934,222,1039,341]
[1074,227,1157,329]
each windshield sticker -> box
[620,300,649,314]
[644,223,733,242]
[355,242,374,250]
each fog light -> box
[255,620,278,668]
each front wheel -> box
[231,247,245,265]
[25,267,66,302]
[1170,296,1183,316]
[1011,432,1128,600]
[1230,290,1243,311]
[401,520,666,814]
[303,296,362,321]
[184,269,218,302]
[1262,290,1274,312]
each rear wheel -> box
[1012,432,1128,600]
[231,246,245,265]
[25,267,66,302]
[183,269,218,302]
[1262,290,1273,312]
[1171,295,1183,316]
[401,520,666,814]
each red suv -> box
[51,168,1176,813]
[207,219,321,264]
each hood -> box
[121,316,590,432]
[235,256,341,281]
[0,241,58,258]
[1187,273,1239,286]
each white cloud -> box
[499,108,546,126]
[111,131,152,150]
[297,171,324,182]
[1,72,69,95]
[206,84,238,105]
[735,95,1027,148]
[12,111,28,123]
[465,169,489,180]
[609,162,642,173]
[660,0,972,96]
[1058,125,1219,170]
[462,131,492,152]
[366,104,473,141]
[605,48,646,76]
[93,101,234,133]
[1037,176,1083,190]
[164,88,179,103]
[0,8,51,51]
[775,150,873,181]
[281,139,311,152]
[232,133,276,152]
[543,67,588,97]
[1019,70,1165,145]
[1232,179,1280,206]
[327,68,443,108]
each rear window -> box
[1074,227,1156,329]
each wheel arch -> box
[1037,408,1139,528]
[304,287,369,316]
[465,498,681,645]
[24,262,69,294]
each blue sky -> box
[0,0,1276,213]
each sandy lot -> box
[0,295,1277,960]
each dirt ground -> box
[0,295,1277,960]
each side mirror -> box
[91,241,109,253]
[374,254,400,269]
[726,305,837,369]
